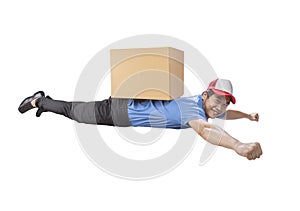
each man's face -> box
[202,92,230,118]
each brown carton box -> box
[110,47,184,100]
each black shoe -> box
[36,95,52,117]
[18,91,45,114]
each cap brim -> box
[211,88,236,104]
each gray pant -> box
[36,97,132,127]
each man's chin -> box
[205,112,218,119]
[207,114,217,119]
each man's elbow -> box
[189,119,211,139]
[197,127,209,140]
[194,123,211,139]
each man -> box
[18,78,262,160]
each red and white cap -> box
[207,79,236,104]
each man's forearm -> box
[188,119,263,159]
[200,124,239,150]
[200,125,262,160]
[225,110,249,120]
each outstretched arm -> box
[188,118,262,160]
[225,110,259,121]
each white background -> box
[1,0,299,210]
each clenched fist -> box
[248,113,259,121]
[234,142,263,160]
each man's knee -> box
[71,102,98,124]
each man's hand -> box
[248,113,259,121]
[234,142,262,160]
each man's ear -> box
[202,92,208,101]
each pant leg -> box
[36,97,114,125]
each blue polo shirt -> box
[127,95,208,129]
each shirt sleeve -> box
[176,97,208,128]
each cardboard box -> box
[110,47,184,100]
